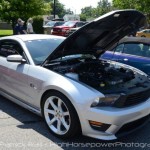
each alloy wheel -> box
[44,96,71,135]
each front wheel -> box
[42,91,81,138]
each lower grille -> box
[116,114,150,137]
[53,28,61,32]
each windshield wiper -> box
[44,61,61,66]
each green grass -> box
[0,30,13,37]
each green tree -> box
[80,14,87,21]
[80,0,112,20]
[43,2,52,15]
[97,0,111,15]
[0,0,48,33]
[44,0,50,2]
[49,0,66,18]
[113,0,136,9]
[65,8,73,15]
[81,6,93,17]
[113,0,150,23]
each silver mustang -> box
[0,10,150,140]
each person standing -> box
[19,20,27,34]
[14,18,27,35]
[14,18,21,35]
[27,18,34,34]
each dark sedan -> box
[101,37,150,75]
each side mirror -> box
[7,55,26,63]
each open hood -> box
[42,10,147,66]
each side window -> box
[0,40,23,57]
[76,22,79,27]
[113,44,124,53]
[141,44,150,58]
[76,22,85,27]
[123,43,143,57]
[55,22,59,26]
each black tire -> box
[41,91,81,139]
[141,35,146,37]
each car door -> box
[0,41,8,89]
[101,44,124,61]
[116,43,150,75]
[0,40,30,102]
[101,42,150,75]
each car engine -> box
[46,57,150,94]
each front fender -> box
[40,74,104,107]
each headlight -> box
[91,94,120,107]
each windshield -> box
[55,22,65,26]
[62,21,76,27]
[46,21,56,26]
[46,21,65,27]
[25,38,64,65]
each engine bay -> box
[45,56,150,94]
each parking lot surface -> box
[0,96,150,150]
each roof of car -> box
[0,34,66,42]
[119,37,150,44]
[109,36,150,50]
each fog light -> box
[89,120,111,131]
[89,120,103,126]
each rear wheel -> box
[141,35,146,37]
[42,91,81,138]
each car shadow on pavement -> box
[0,96,150,150]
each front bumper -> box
[52,31,66,36]
[76,98,150,140]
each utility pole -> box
[53,0,56,19]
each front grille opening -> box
[115,88,150,108]
[124,89,150,107]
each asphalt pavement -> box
[0,95,150,150]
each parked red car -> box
[52,21,87,36]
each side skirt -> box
[0,90,42,116]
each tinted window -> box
[46,21,55,26]
[0,40,23,57]
[143,30,150,33]
[123,43,150,58]
[76,22,86,27]
[25,38,64,65]
[141,44,150,57]
[114,44,124,52]
[62,21,76,27]
[55,22,65,26]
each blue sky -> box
[59,0,112,14]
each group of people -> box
[14,18,34,35]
